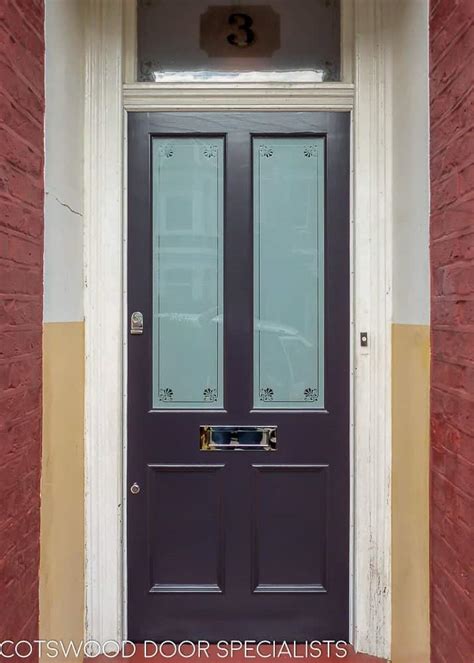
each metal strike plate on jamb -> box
[130,311,143,335]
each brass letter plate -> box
[200,426,277,451]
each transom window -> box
[137,0,341,83]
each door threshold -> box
[91,644,386,662]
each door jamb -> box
[84,1,392,658]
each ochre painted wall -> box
[0,0,44,651]
[392,324,430,663]
[429,1,474,661]
[40,323,85,658]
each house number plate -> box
[200,6,280,57]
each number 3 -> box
[227,13,255,48]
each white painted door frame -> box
[84,0,392,658]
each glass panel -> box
[253,137,324,409]
[137,0,340,83]
[152,138,224,409]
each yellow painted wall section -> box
[391,324,430,663]
[40,322,85,659]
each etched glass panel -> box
[137,0,340,83]
[253,138,324,409]
[152,138,224,409]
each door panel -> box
[127,112,350,642]
[147,464,225,593]
[251,465,328,593]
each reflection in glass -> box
[253,138,325,409]
[137,0,341,83]
[152,138,224,409]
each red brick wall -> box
[0,0,44,652]
[430,1,474,661]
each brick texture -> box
[0,0,44,654]
[430,1,474,661]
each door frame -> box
[84,0,392,658]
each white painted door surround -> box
[84,1,392,658]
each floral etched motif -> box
[304,387,318,402]
[259,145,274,158]
[203,387,218,402]
[304,145,318,158]
[203,145,218,159]
[159,387,174,402]
[260,387,274,402]
[322,61,338,82]
[139,59,156,82]
[158,144,174,158]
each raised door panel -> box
[147,464,225,593]
[251,464,328,593]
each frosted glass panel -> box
[253,138,324,409]
[152,138,224,409]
